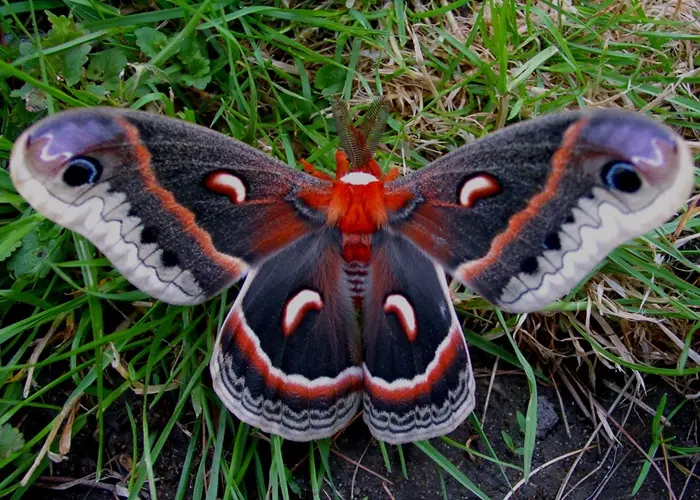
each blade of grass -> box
[415,441,489,500]
[496,311,537,483]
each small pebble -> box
[536,396,560,439]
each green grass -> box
[0,1,698,498]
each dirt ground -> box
[22,346,700,500]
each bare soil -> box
[22,347,700,500]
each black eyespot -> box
[62,157,102,187]
[141,226,158,244]
[543,233,561,251]
[520,256,539,274]
[161,250,179,268]
[564,213,575,224]
[601,161,642,193]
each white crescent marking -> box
[283,289,323,335]
[459,174,499,207]
[383,293,417,342]
[209,172,247,203]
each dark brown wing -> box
[386,110,693,312]
[10,108,330,304]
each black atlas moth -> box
[8,99,694,444]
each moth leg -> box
[334,151,351,179]
[382,166,401,182]
[300,158,334,181]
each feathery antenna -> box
[332,97,388,168]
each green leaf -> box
[7,220,64,279]
[16,43,39,71]
[84,83,108,98]
[45,12,85,46]
[313,64,346,92]
[516,411,526,434]
[135,27,168,59]
[87,48,128,89]
[63,43,92,86]
[0,217,40,263]
[9,84,32,100]
[21,12,91,88]
[501,430,515,451]
[0,424,24,460]
[190,384,203,417]
[178,38,210,77]
[46,12,75,40]
[179,74,211,90]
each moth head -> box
[577,111,693,210]
[10,109,129,197]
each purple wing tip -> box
[581,111,681,189]
[19,110,125,178]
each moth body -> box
[300,129,413,311]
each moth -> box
[9,100,693,444]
